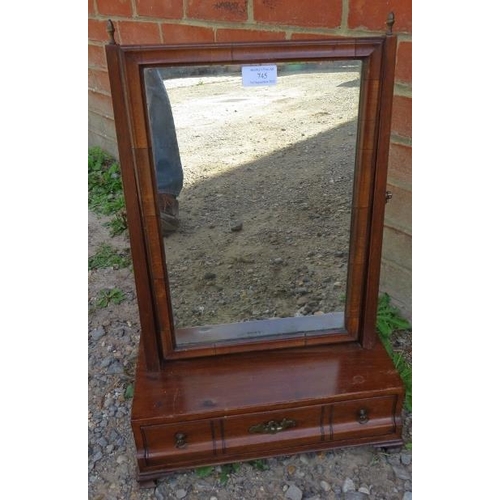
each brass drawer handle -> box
[249,418,296,434]
[357,408,369,424]
[175,432,187,449]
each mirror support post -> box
[105,39,163,372]
[359,26,398,349]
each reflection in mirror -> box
[144,61,361,346]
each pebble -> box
[392,464,411,480]
[285,483,303,500]
[175,490,187,499]
[91,326,106,341]
[320,480,331,491]
[403,493,412,500]
[345,492,369,500]
[343,478,356,492]
[230,221,243,231]
[401,452,412,465]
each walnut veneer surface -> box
[132,339,404,480]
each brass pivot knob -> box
[357,408,369,424]
[175,432,187,448]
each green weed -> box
[95,288,126,308]
[195,466,214,478]
[88,147,127,235]
[88,243,131,270]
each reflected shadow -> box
[165,118,357,333]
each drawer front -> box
[221,405,329,455]
[332,396,397,440]
[140,396,397,467]
[142,420,216,466]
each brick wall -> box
[88,0,412,318]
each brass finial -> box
[386,12,395,35]
[106,19,116,44]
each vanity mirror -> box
[105,14,404,485]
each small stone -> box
[203,272,216,280]
[285,483,303,500]
[91,326,106,341]
[392,464,411,480]
[175,489,187,499]
[296,296,308,306]
[387,453,401,465]
[320,480,331,492]
[401,452,412,465]
[342,478,356,493]
[358,486,370,495]
[333,281,342,288]
[403,493,412,500]
[230,221,243,232]
[345,493,369,500]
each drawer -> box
[142,420,216,467]
[140,396,397,468]
[221,405,329,455]
[331,396,396,440]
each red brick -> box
[348,0,412,33]
[89,0,95,15]
[136,0,183,19]
[88,18,109,42]
[388,142,411,190]
[96,0,132,17]
[88,68,111,94]
[391,95,412,139]
[254,0,342,28]
[89,90,114,117]
[116,21,162,44]
[160,24,215,44]
[216,28,285,42]
[187,0,248,22]
[88,43,106,69]
[395,41,411,83]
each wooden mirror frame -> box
[105,17,405,485]
[105,24,397,369]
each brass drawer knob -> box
[174,432,187,449]
[357,408,369,424]
[249,418,296,434]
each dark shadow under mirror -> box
[144,61,362,347]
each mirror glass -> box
[144,60,362,347]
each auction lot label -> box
[242,65,278,87]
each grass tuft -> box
[88,147,127,235]
[88,243,131,270]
